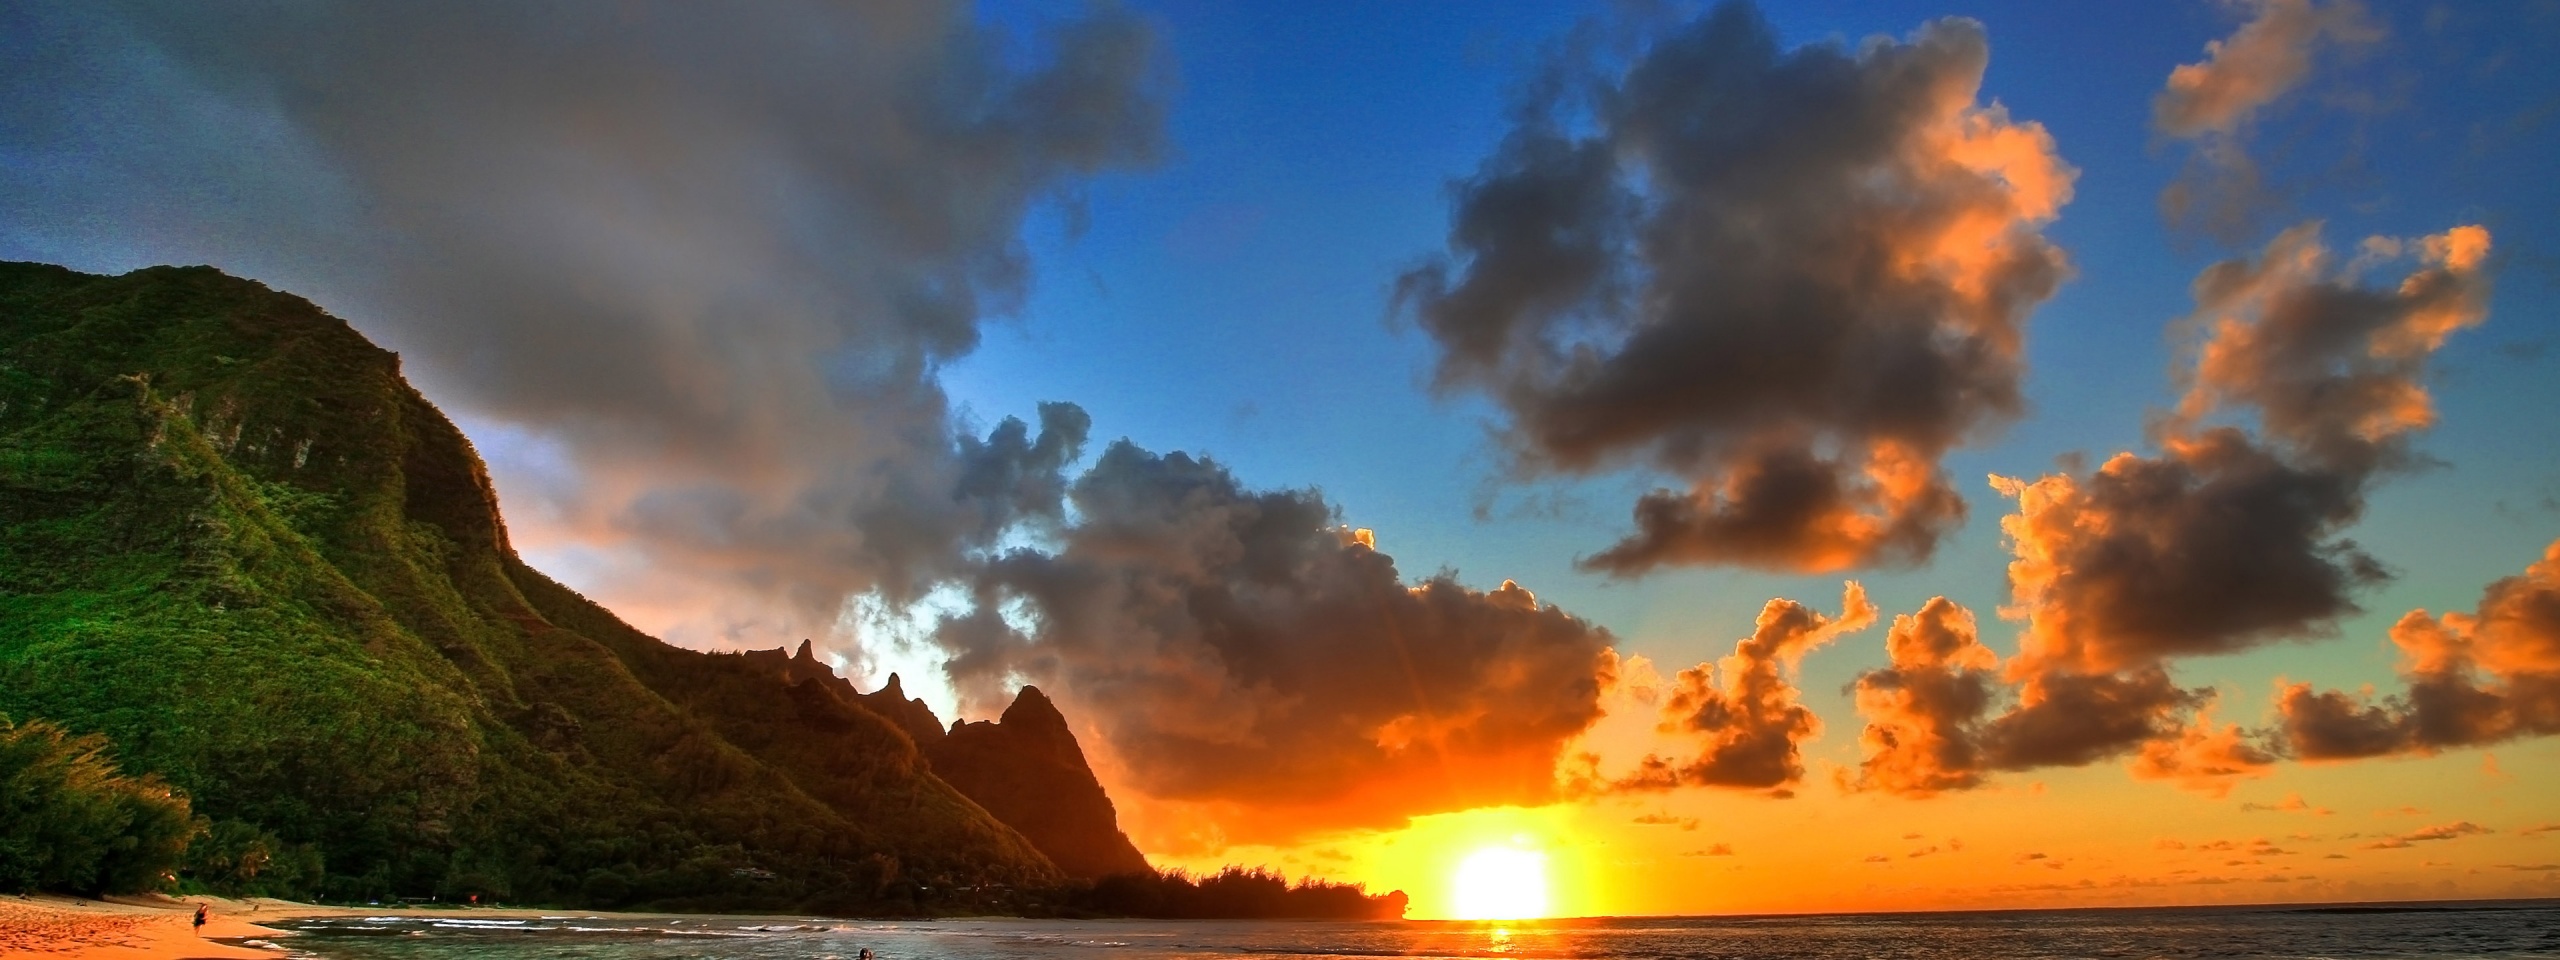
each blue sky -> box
[8,0,2560,903]
[937,0,2560,736]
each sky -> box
[6,0,2560,918]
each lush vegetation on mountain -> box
[0,262,1058,910]
[0,261,1409,920]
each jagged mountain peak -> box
[929,684,1151,880]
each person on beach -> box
[193,903,208,936]
[859,949,874,960]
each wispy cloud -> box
[2240,793,2334,815]
[2154,0,2384,240]
[2363,821,2493,849]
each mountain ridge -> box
[0,262,1125,908]
[739,640,1152,879]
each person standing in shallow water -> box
[192,903,208,936]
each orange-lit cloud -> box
[1865,222,2497,793]
[2278,538,2560,759]
[2129,701,2277,797]
[2154,0,2382,239]
[1615,583,1877,791]
[2154,0,2379,138]
[2238,793,2334,816]
[2362,822,2492,849]
[1399,2,2073,575]
[1848,596,2002,795]
[1999,225,2490,680]
[930,441,1616,846]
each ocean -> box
[268,903,2560,960]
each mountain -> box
[922,686,1154,879]
[0,262,1082,910]
[740,642,1152,880]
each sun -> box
[1451,843,1551,920]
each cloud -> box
[2361,821,2491,849]
[2238,792,2334,815]
[1614,584,1878,790]
[2129,700,2278,797]
[2278,538,2560,758]
[0,1,1166,651]
[1832,224,2488,796]
[1980,667,2199,771]
[928,440,1616,844]
[2155,0,2380,137]
[1632,813,1700,830]
[1396,1,2073,575]
[2154,0,2383,240]
[1981,222,2490,782]
[1681,844,1737,857]
[1848,596,2002,794]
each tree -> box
[0,715,196,895]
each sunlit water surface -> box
[272,903,2560,960]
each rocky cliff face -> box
[924,686,1153,880]
[739,642,1151,879]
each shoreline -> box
[0,893,290,960]
[0,894,852,960]
[7,891,2556,958]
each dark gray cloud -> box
[1831,223,2491,796]
[2279,539,2560,758]
[1998,224,2489,675]
[1974,223,2490,783]
[0,1,1164,647]
[931,440,1617,844]
[1396,1,2074,576]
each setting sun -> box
[1452,845,1551,920]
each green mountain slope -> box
[0,262,1060,909]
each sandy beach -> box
[0,894,301,960]
[0,894,752,960]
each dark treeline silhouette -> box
[1075,866,1408,920]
